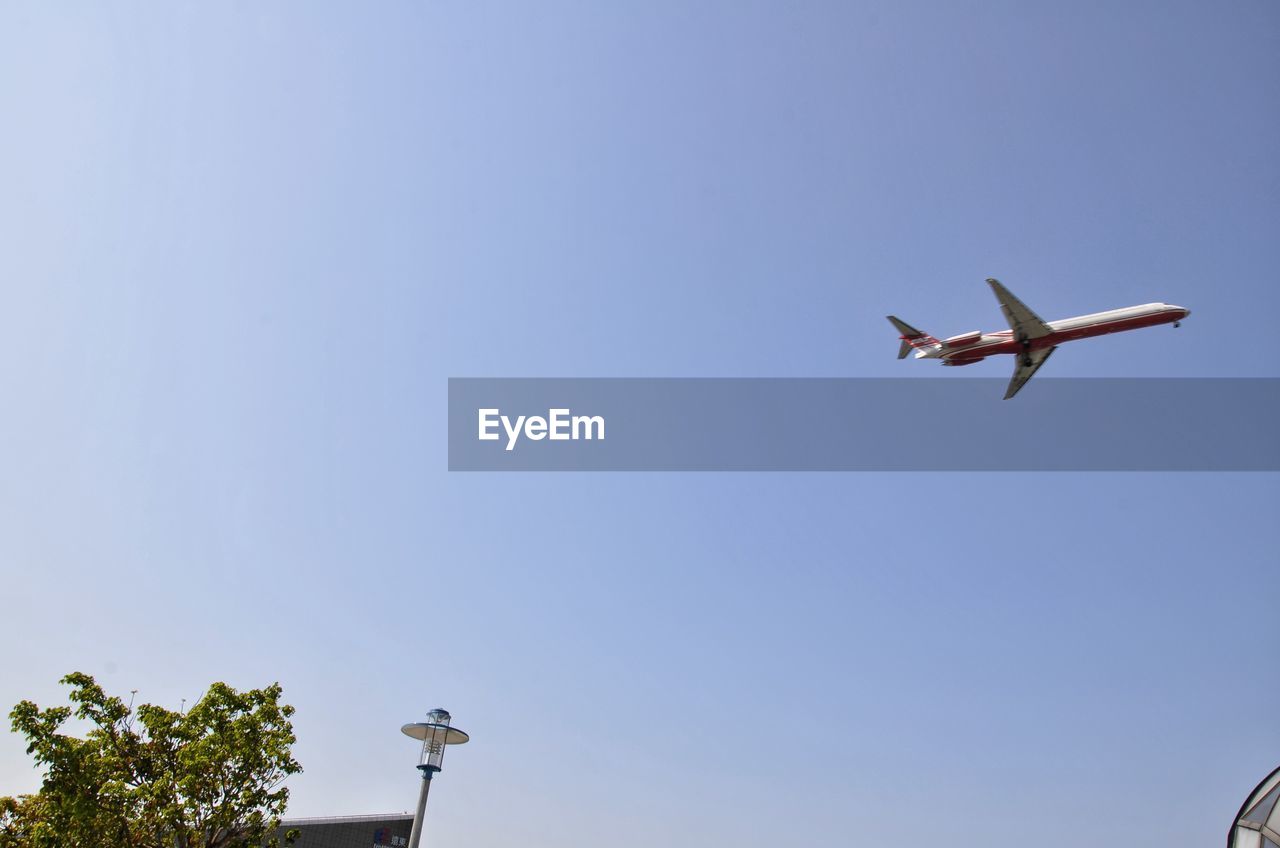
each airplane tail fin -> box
[887,315,940,359]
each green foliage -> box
[0,793,51,848]
[0,673,301,848]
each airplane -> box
[888,278,1191,399]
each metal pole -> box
[407,769,434,848]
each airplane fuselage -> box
[922,302,1190,365]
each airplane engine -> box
[942,330,982,347]
[942,358,984,366]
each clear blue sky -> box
[1,2,1277,846]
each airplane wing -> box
[987,278,1053,341]
[1004,346,1056,400]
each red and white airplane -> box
[888,278,1191,399]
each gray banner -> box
[448,378,1279,471]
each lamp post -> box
[402,709,469,848]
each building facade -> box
[273,813,414,848]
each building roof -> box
[279,813,414,827]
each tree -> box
[0,793,51,848]
[0,673,301,848]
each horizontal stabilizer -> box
[887,315,940,359]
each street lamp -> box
[402,709,469,848]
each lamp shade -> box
[1230,765,1280,848]
[402,709,470,773]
